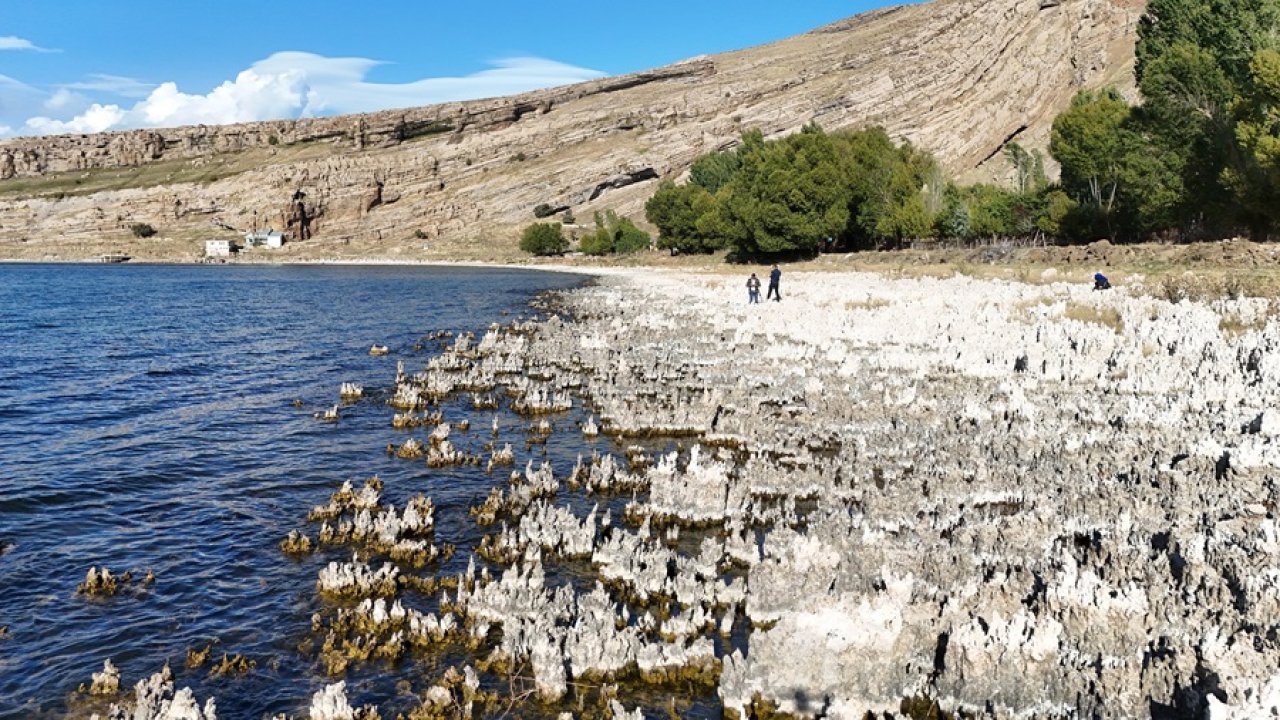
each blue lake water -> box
[0,263,593,718]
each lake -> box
[0,263,591,718]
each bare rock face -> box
[0,0,1141,259]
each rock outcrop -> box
[0,0,1141,260]
[482,269,1280,717]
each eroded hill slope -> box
[0,0,1142,261]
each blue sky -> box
[0,1,903,138]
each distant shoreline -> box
[0,256,619,277]
[8,237,1280,301]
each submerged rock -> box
[91,663,217,720]
[89,659,121,696]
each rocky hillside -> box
[0,0,1142,261]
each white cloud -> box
[0,35,54,52]
[139,70,309,126]
[44,87,87,112]
[17,52,606,137]
[61,74,154,99]
[25,103,126,135]
[0,73,37,92]
[260,53,607,115]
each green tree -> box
[1052,87,1195,241]
[1137,0,1280,90]
[644,180,720,253]
[964,185,1015,238]
[933,182,1064,242]
[830,128,937,248]
[713,124,853,255]
[1036,189,1077,237]
[934,185,971,241]
[1004,142,1048,193]
[1135,0,1280,236]
[1117,134,1186,233]
[1227,48,1280,234]
[519,222,568,256]
[578,211,652,255]
[689,136,751,193]
[1050,89,1134,238]
[1137,42,1234,230]
[875,193,932,242]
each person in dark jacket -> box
[746,273,761,303]
[767,265,782,301]
[1094,272,1111,290]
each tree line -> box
[643,124,1073,255]
[1054,0,1280,242]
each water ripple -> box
[0,263,584,718]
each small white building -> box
[204,239,238,257]
[244,229,286,248]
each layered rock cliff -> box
[0,0,1142,260]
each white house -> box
[204,239,238,257]
[244,229,286,248]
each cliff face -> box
[0,0,1143,260]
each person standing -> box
[767,264,782,302]
[747,273,761,304]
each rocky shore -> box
[86,267,1280,718]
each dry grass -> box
[1063,302,1124,333]
[1152,272,1280,303]
[1219,314,1253,336]
[1008,295,1056,324]
[779,240,1280,302]
[1218,304,1277,336]
[845,297,891,311]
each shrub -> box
[577,211,652,255]
[519,223,568,256]
[130,223,157,238]
[533,203,557,219]
[1036,189,1076,236]
[645,180,720,253]
[613,218,651,254]
[579,228,613,256]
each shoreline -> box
[34,264,1280,717]
[7,236,1280,301]
[0,256,625,277]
